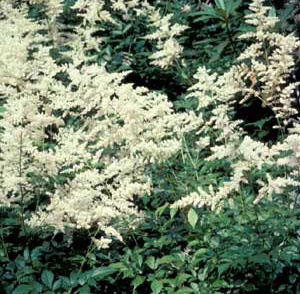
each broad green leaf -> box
[217,263,231,277]
[170,207,178,219]
[193,15,213,22]
[194,248,210,257]
[174,287,194,294]
[41,270,54,289]
[155,203,169,217]
[23,247,30,261]
[132,275,145,291]
[78,272,89,286]
[249,254,270,264]
[176,273,192,284]
[90,267,117,279]
[157,255,174,265]
[214,7,227,19]
[187,208,198,229]
[13,284,33,294]
[33,282,43,292]
[202,7,223,19]
[123,24,132,34]
[269,7,277,17]
[146,256,157,270]
[188,240,200,247]
[78,285,91,294]
[216,39,230,55]
[215,0,225,10]
[151,280,163,294]
[137,254,143,267]
[0,106,7,113]
[53,279,62,291]
[227,0,242,14]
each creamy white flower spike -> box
[173,0,300,211]
[0,1,201,245]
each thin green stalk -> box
[0,222,10,261]
[225,18,236,54]
[66,229,101,294]
[292,167,300,209]
[182,136,200,182]
[18,131,28,237]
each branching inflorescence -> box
[172,0,300,212]
[0,0,201,247]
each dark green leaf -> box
[89,267,117,279]
[151,280,163,294]
[188,208,198,229]
[146,256,157,270]
[13,285,33,294]
[132,275,145,290]
[249,254,270,264]
[41,270,54,289]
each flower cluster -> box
[172,0,300,211]
[0,2,201,244]
[145,13,188,68]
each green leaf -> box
[249,254,270,264]
[188,240,200,247]
[215,0,225,10]
[146,256,157,270]
[110,262,127,270]
[33,282,43,293]
[89,267,117,279]
[202,7,224,19]
[132,275,145,291]
[244,116,273,130]
[194,248,210,257]
[13,284,33,294]
[176,273,192,284]
[151,280,163,294]
[155,203,169,217]
[0,106,7,113]
[187,208,198,229]
[137,254,143,268]
[23,247,30,261]
[53,279,62,291]
[41,270,54,289]
[227,0,242,14]
[157,255,174,265]
[78,285,91,294]
[174,287,194,294]
[269,7,277,17]
[217,263,231,277]
[78,272,89,286]
[123,24,132,34]
[193,15,214,22]
[216,39,230,55]
[170,207,178,219]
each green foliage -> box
[107,197,300,294]
[188,0,253,72]
[0,207,121,293]
[272,0,300,36]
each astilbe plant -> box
[0,1,201,247]
[71,0,188,69]
[172,0,300,212]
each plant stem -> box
[225,18,236,54]
[0,222,10,261]
[18,131,28,237]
